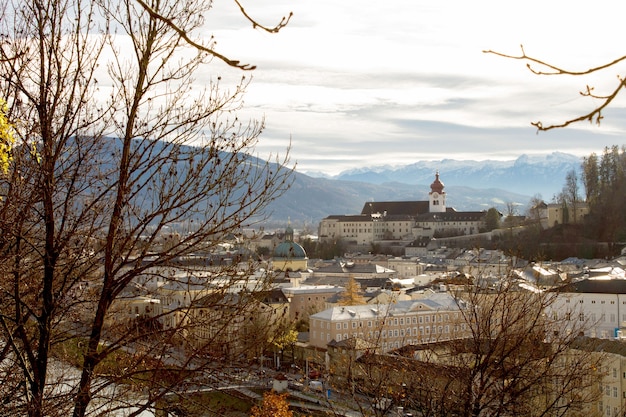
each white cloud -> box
[199,0,626,174]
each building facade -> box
[548,278,626,340]
[308,293,468,353]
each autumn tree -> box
[339,275,366,306]
[250,390,293,417]
[0,0,292,416]
[0,98,14,174]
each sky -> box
[202,0,626,176]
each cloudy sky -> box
[203,0,626,175]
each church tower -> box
[429,171,446,213]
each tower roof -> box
[430,171,444,194]
[273,241,307,259]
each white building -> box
[548,277,626,339]
[318,172,489,249]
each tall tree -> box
[484,207,501,232]
[0,0,292,416]
[581,153,599,205]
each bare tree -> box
[484,45,626,131]
[555,169,582,225]
[448,283,603,417]
[330,282,604,417]
[0,0,292,416]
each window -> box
[336,323,341,330]
[352,322,357,329]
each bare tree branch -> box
[133,0,292,70]
[484,45,626,131]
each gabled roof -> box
[310,293,460,321]
[554,278,626,294]
[322,214,372,222]
[312,262,395,275]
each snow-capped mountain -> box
[325,152,581,199]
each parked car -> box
[309,380,324,392]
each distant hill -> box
[85,139,578,231]
[264,152,582,229]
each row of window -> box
[565,299,623,304]
[313,313,457,331]
[560,312,623,323]
[313,323,469,344]
[598,403,621,417]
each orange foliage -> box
[249,390,293,417]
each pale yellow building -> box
[309,293,468,353]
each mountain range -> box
[262,152,583,229]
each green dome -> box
[273,241,307,259]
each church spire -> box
[429,171,446,213]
